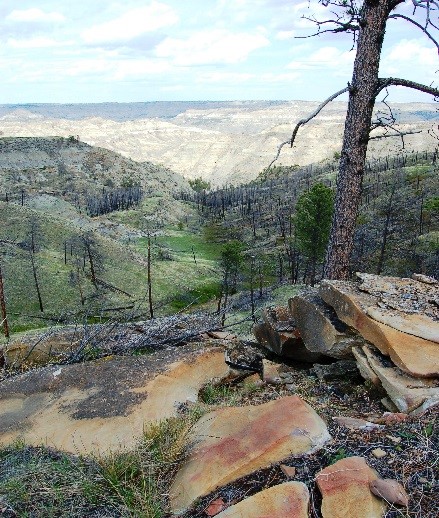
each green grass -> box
[0,410,204,517]
[155,229,222,263]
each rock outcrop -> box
[253,273,439,415]
[169,395,331,514]
[319,278,439,378]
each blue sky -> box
[0,0,438,104]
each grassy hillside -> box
[0,137,225,337]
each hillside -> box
[1,101,438,186]
[0,137,222,335]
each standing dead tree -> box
[0,262,9,339]
[271,0,439,279]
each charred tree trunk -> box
[0,263,9,339]
[324,0,392,279]
[147,234,154,319]
[29,250,44,312]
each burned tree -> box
[271,0,439,279]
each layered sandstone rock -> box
[169,395,330,514]
[361,346,439,413]
[320,279,439,377]
[289,291,364,358]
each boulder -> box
[316,456,386,518]
[320,280,439,377]
[289,291,365,358]
[0,345,229,454]
[362,346,439,413]
[254,306,324,362]
[169,395,331,514]
[215,481,309,518]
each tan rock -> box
[280,464,297,479]
[316,456,387,518]
[370,479,409,506]
[214,482,309,518]
[262,359,282,384]
[0,345,229,454]
[320,280,439,377]
[363,346,439,413]
[4,331,82,367]
[207,331,237,340]
[289,291,364,358]
[372,448,387,458]
[169,395,331,514]
[412,273,437,285]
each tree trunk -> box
[29,251,44,312]
[0,263,9,339]
[147,235,154,319]
[324,0,391,279]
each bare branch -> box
[267,86,349,169]
[389,13,439,49]
[377,77,439,97]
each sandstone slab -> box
[320,280,439,377]
[169,395,330,514]
[215,481,309,518]
[289,291,364,358]
[316,456,386,518]
[363,346,439,413]
[0,345,229,454]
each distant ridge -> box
[0,101,288,122]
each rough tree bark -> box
[324,0,394,279]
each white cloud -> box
[81,2,178,45]
[276,30,295,40]
[287,46,354,71]
[156,29,269,65]
[7,37,60,49]
[112,59,170,80]
[384,39,437,69]
[6,8,65,23]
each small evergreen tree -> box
[294,183,334,285]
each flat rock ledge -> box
[169,394,331,515]
[0,344,229,454]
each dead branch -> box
[389,13,439,49]
[377,77,439,97]
[267,86,348,168]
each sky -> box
[0,0,438,104]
